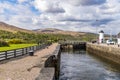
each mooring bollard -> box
[29,50,34,56]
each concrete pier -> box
[87,43,120,65]
[0,43,59,80]
[36,45,61,80]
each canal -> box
[59,49,120,80]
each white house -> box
[99,30,104,43]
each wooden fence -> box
[0,44,49,61]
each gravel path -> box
[0,43,58,80]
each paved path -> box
[0,43,58,80]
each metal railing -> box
[0,44,49,61]
[59,41,86,45]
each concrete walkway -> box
[0,43,58,80]
[91,43,120,48]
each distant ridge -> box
[34,28,86,36]
[33,28,62,32]
[0,22,33,33]
[0,22,95,37]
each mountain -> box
[0,22,33,33]
[34,28,86,36]
[0,22,97,37]
[0,22,86,36]
[33,28,62,32]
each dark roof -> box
[99,30,104,33]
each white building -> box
[99,30,104,43]
[117,33,120,47]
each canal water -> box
[59,49,120,80]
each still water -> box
[59,49,120,80]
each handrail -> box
[0,43,50,61]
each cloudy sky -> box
[0,0,120,34]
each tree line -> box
[0,30,96,47]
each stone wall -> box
[36,45,61,80]
[87,43,120,65]
[61,42,86,50]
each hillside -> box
[0,22,101,42]
[34,28,86,36]
[0,22,33,33]
[0,22,92,37]
[0,22,98,39]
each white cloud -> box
[0,1,39,29]
[0,0,120,34]
[64,0,106,6]
[18,0,27,3]
[33,0,65,13]
[32,0,120,34]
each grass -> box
[0,44,37,52]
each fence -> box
[0,44,49,61]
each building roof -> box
[99,30,104,33]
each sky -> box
[0,0,120,34]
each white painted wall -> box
[117,38,120,44]
[99,33,104,43]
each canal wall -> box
[36,45,61,80]
[87,43,120,65]
[60,42,86,50]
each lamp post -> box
[96,20,98,43]
[110,28,112,41]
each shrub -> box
[8,39,25,44]
[46,40,52,45]
[0,40,9,47]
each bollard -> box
[29,50,34,56]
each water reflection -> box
[59,49,120,80]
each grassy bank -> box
[0,44,37,52]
